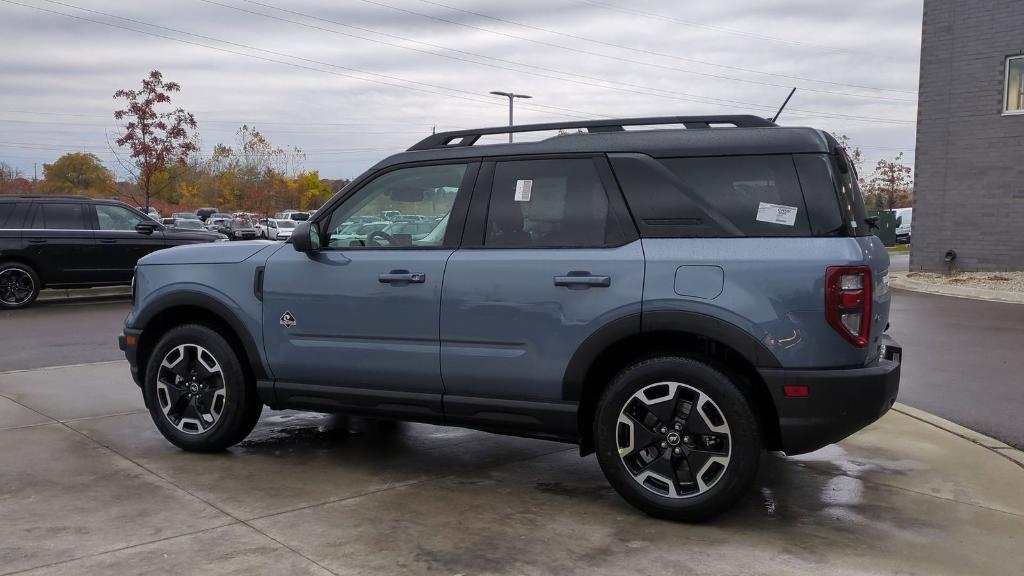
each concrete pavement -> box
[1,361,1022,575]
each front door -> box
[440,157,644,435]
[262,162,477,420]
[91,203,166,284]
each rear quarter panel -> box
[643,237,890,368]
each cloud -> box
[0,0,921,178]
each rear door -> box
[440,156,643,435]
[23,201,96,286]
[91,203,166,284]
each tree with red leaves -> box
[113,70,198,210]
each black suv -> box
[0,195,227,309]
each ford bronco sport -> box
[119,115,902,521]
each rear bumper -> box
[760,337,902,455]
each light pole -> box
[490,91,532,143]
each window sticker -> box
[755,202,798,226]
[514,179,533,202]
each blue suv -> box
[119,116,902,520]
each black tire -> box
[144,324,262,452]
[0,262,41,310]
[594,356,761,522]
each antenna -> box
[771,88,797,123]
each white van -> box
[892,207,912,243]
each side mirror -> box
[135,221,159,235]
[292,221,321,253]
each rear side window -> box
[41,203,89,230]
[484,158,626,248]
[612,154,810,237]
[0,203,20,229]
[830,153,871,237]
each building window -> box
[1005,56,1024,114]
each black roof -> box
[374,115,832,171]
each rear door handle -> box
[554,272,611,288]
[26,238,47,244]
[379,271,425,284]
[99,239,117,244]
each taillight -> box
[825,266,872,348]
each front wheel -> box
[144,324,262,452]
[595,356,762,521]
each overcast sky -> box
[0,0,922,180]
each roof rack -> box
[408,115,776,151]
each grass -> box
[886,244,911,254]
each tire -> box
[0,262,41,310]
[594,356,761,521]
[144,324,262,452]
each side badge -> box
[280,311,297,328]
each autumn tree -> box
[0,161,32,194]
[836,134,867,188]
[864,153,914,210]
[113,70,198,210]
[40,152,116,197]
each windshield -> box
[231,218,250,228]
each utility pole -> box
[490,91,532,143]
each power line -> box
[4,0,604,123]
[577,0,918,63]
[229,0,913,104]
[358,0,916,96]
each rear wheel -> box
[144,324,262,452]
[0,263,40,310]
[595,356,761,521]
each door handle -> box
[99,239,117,244]
[379,271,426,284]
[26,239,47,244]
[554,272,611,288]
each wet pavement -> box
[1,362,1022,575]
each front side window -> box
[42,203,88,230]
[485,158,620,248]
[324,163,466,248]
[95,204,145,231]
[1005,56,1024,113]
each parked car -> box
[136,206,161,220]
[172,212,199,221]
[195,207,219,222]
[264,218,296,241]
[274,210,310,221]
[169,218,207,231]
[0,195,227,309]
[892,207,912,243]
[216,218,258,241]
[118,115,901,521]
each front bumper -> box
[760,336,902,455]
[118,328,144,387]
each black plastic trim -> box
[129,290,269,380]
[271,381,445,422]
[643,310,782,369]
[561,313,642,402]
[444,395,579,441]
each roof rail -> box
[408,115,776,151]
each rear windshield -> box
[612,154,811,237]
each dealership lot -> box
[1,360,1023,575]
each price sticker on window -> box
[756,202,798,226]
[514,179,533,202]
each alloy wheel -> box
[616,381,732,498]
[156,344,227,435]
[0,267,35,306]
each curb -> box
[893,403,1024,470]
[37,286,131,303]
[890,274,1024,304]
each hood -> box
[140,240,277,265]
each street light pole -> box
[490,91,532,143]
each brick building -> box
[912,0,1024,271]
